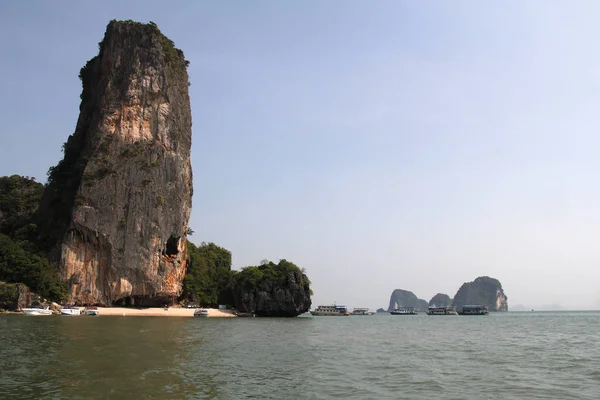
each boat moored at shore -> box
[427,306,458,315]
[60,306,82,316]
[311,305,350,316]
[194,308,209,317]
[85,306,99,316]
[234,311,256,317]
[391,306,417,315]
[459,305,489,315]
[22,307,53,316]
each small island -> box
[0,20,312,317]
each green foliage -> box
[0,282,19,309]
[0,175,44,238]
[231,259,312,294]
[0,234,68,301]
[0,175,69,302]
[182,241,232,307]
[156,195,165,206]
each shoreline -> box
[96,307,237,317]
[3,307,238,317]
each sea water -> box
[1,311,599,399]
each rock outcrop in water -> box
[387,289,429,312]
[429,293,453,307]
[227,260,312,317]
[452,276,508,312]
[37,20,192,306]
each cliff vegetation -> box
[181,241,232,307]
[226,259,312,317]
[0,176,67,301]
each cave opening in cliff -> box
[164,235,179,256]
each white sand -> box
[95,307,236,317]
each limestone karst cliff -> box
[387,289,429,312]
[452,276,508,312]
[226,260,312,317]
[37,20,192,306]
[429,293,453,307]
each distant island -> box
[387,289,429,312]
[385,276,508,313]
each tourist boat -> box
[60,306,82,316]
[391,306,418,315]
[85,306,99,316]
[426,305,458,315]
[310,305,350,316]
[351,308,375,316]
[459,305,489,315]
[22,307,53,316]
[193,308,209,317]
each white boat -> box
[85,306,99,316]
[60,306,82,316]
[193,308,209,317]
[22,307,53,316]
[310,305,350,316]
[391,306,418,315]
[351,308,375,316]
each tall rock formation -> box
[387,289,429,312]
[37,20,192,306]
[226,260,312,317]
[429,293,453,307]
[452,276,508,312]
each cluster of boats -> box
[22,306,99,316]
[310,305,375,316]
[310,304,489,316]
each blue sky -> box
[2,1,600,310]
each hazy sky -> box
[2,1,600,310]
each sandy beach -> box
[95,307,237,317]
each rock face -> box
[37,20,192,306]
[229,264,312,317]
[452,276,508,312]
[429,293,453,307]
[387,289,429,312]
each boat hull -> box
[22,308,52,316]
[85,310,99,316]
[351,308,374,316]
[427,307,458,315]
[310,311,350,316]
[61,308,82,316]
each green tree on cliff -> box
[231,259,312,295]
[0,175,68,301]
[182,241,232,306]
